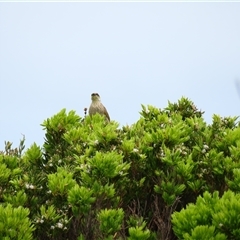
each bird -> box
[88,93,110,121]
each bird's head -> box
[91,93,101,102]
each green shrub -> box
[0,204,34,240]
[1,97,240,239]
[172,190,240,239]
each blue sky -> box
[0,2,240,150]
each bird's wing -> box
[103,106,110,121]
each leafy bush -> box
[0,97,240,239]
[0,204,34,240]
[172,190,240,239]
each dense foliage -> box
[0,97,240,239]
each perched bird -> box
[88,93,110,121]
